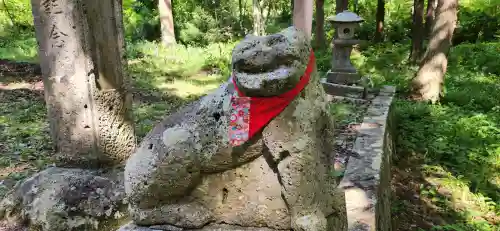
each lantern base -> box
[326,71,361,85]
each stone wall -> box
[336,86,396,231]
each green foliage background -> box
[3,0,500,46]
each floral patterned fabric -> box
[229,95,251,146]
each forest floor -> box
[0,40,499,231]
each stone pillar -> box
[31,0,136,168]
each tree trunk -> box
[171,0,180,42]
[292,0,313,39]
[315,0,326,49]
[31,0,136,168]
[425,0,437,38]
[374,0,385,42]
[252,0,264,35]
[410,0,425,63]
[410,0,458,103]
[239,0,243,30]
[334,0,349,38]
[335,0,349,13]
[159,0,176,45]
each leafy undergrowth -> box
[356,43,500,230]
[0,28,38,63]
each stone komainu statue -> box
[124,27,339,231]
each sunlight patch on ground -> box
[157,78,222,98]
[0,81,43,91]
[0,163,31,178]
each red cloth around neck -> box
[231,49,315,140]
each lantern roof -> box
[327,10,364,23]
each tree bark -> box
[410,0,425,63]
[31,0,136,168]
[315,0,326,48]
[374,0,385,42]
[335,0,349,13]
[159,0,176,45]
[425,0,437,38]
[252,0,264,35]
[239,0,244,31]
[334,0,349,38]
[293,0,313,39]
[410,0,458,103]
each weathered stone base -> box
[0,167,127,231]
[129,155,290,228]
[127,152,338,230]
[118,222,287,231]
[321,78,367,98]
[326,71,361,85]
[119,210,350,231]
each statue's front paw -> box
[293,213,327,231]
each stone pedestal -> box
[327,39,362,85]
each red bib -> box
[229,50,315,146]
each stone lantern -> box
[324,10,364,87]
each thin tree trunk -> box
[335,0,349,13]
[353,0,359,13]
[425,0,437,38]
[335,0,349,38]
[315,0,326,49]
[374,0,385,42]
[252,0,264,35]
[239,0,243,31]
[159,0,176,45]
[263,1,271,27]
[171,0,180,41]
[410,0,425,63]
[410,0,459,103]
[239,0,243,20]
[31,0,136,168]
[292,0,313,39]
